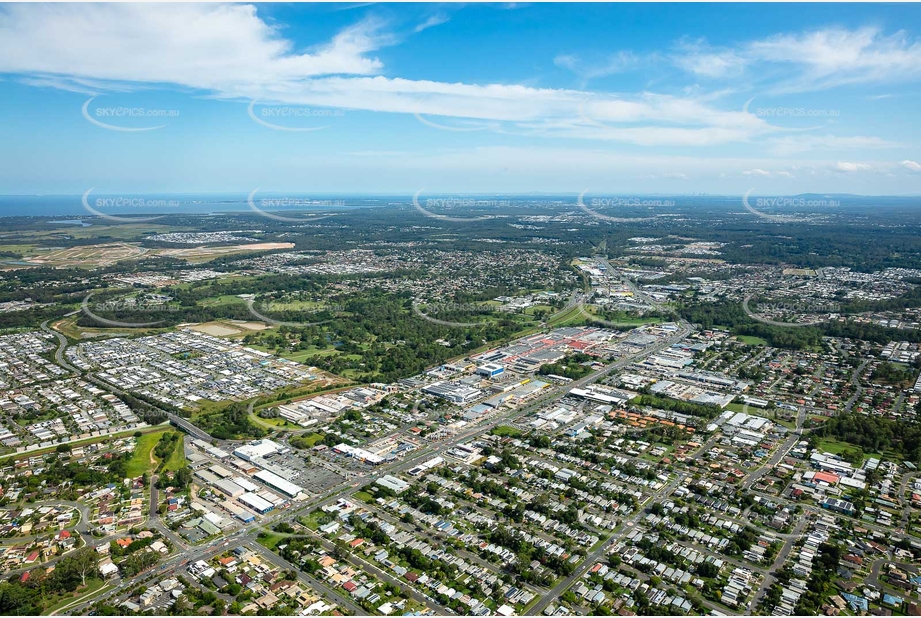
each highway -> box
[39,307,697,615]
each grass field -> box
[4,423,169,461]
[161,434,187,472]
[301,510,327,530]
[42,578,109,615]
[724,402,797,429]
[299,432,325,447]
[491,425,523,437]
[251,414,302,428]
[566,304,664,328]
[817,438,884,463]
[55,315,167,341]
[547,305,587,327]
[736,335,768,346]
[126,429,175,477]
[247,342,357,364]
[197,295,247,308]
[354,491,375,503]
[256,532,284,551]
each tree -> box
[64,547,101,588]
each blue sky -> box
[1,2,920,196]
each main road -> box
[55,310,694,614]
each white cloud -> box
[414,14,449,33]
[578,92,769,132]
[0,3,390,90]
[0,3,794,148]
[902,160,921,172]
[0,3,910,155]
[553,51,639,80]
[672,39,746,78]
[835,161,872,173]
[553,54,578,71]
[766,134,898,156]
[669,27,921,92]
[747,27,921,91]
[740,168,795,178]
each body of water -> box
[0,194,392,218]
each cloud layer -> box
[0,2,917,178]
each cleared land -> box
[125,429,184,477]
[158,242,294,263]
[189,322,243,336]
[125,430,169,478]
[15,240,294,268]
[25,242,148,268]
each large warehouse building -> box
[238,492,274,514]
[233,439,283,462]
[254,469,304,499]
[214,478,245,498]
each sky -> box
[1,2,921,196]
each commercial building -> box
[376,475,410,493]
[254,469,304,498]
[447,444,482,464]
[821,498,855,517]
[221,500,255,523]
[475,363,505,378]
[408,456,444,476]
[209,464,233,479]
[194,469,220,485]
[333,443,384,465]
[213,478,245,498]
[569,385,632,406]
[238,492,274,514]
[233,439,282,462]
[422,381,483,404]
[232,476,259,493]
